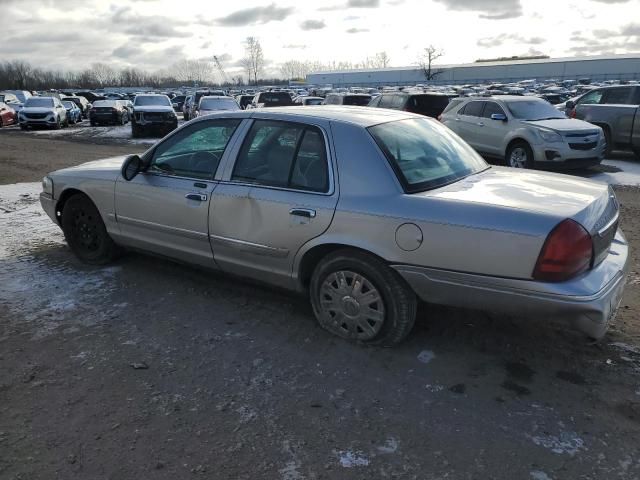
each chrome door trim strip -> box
[117,215,208,240]
[209,234,289,258]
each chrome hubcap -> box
[318,270,385,340]
[509,147,527,168]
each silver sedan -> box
[40,107,629,345]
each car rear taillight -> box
[569,108,576,119]
[533,219,593,282]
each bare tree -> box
[372,51,391,68]
[241,37,264,85]
[91,62,116,87]
[418,45,444,81]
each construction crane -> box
[213,55,230,85]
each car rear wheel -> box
[61,194,120,265]
[632,147,640,160]
[310,249,417,346]
[507,141,533,169]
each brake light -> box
[570,108,576,119]
[533,219,593,282]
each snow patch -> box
[336,450,369,468]
[377,437,399,454]
[528,431,585,456]
[417,350,436,364]
[530,471,553,480]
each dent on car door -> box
[114,118,243,265]
[209,119,338,287]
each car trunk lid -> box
[426,166,618,267]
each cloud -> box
[346,27,370,33]
[433,0,523,20]
[477,33,546,48]
[347,0,380,6]
[300,19,326,30]
[216,4,294,26]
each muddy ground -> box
[0,129,639,479]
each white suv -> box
[18,96,68,130]
[440,96,605,170]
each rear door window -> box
[460,101,484,117]
[602,87,632,105]
[390,95,406,109]
[232,120,329,192]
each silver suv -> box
[440,95,605,169]
[18,96,68,130]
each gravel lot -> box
[1,125,640,479]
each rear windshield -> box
[368,118,488,193]
[134,96,171,107]
[25,98,54,108]
[505,100,565,120]
[93,100,116,107]
[305,98,324,105]
[343,95,372,106]
[200,98,239,110]
[259,93,293,106]
[406,95,450,117]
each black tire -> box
[63,117,69,128]
[20,124,27,130]
[131,125,140,138]
[90,121,96,127]
[506,141,534,169]
[61,194,120,265]
[53,118,62,130]
[633,147,640,161]
[0,117,3,128]
[602,127,613,157]
[310,249,417,346]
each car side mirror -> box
[565,101,575,110]
[491,113,507,121]
[122,154,142,181]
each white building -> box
[306,53,640,87]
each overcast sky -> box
[2,0,639,79]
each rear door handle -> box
[289,208,316,218]
[185,193,207,201]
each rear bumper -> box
[392,230,629,339]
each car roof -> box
[188,106,415,128]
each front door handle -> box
[290,208,316,218]
[185,193,207,201]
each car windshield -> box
[505,100,566,120]
[63,101,75,109]
[200,98,239,110]
[134,96,171,107]
[25,98,54,108]
[368,118,488,193]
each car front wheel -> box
[61,193,120,265]
[310,249,417,346]
[507,141,533,169]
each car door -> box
[477,101,509,156]
[209,118,338,287]
[455,101,485,149]
[600,87,635,145]
[114,118,243,265]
